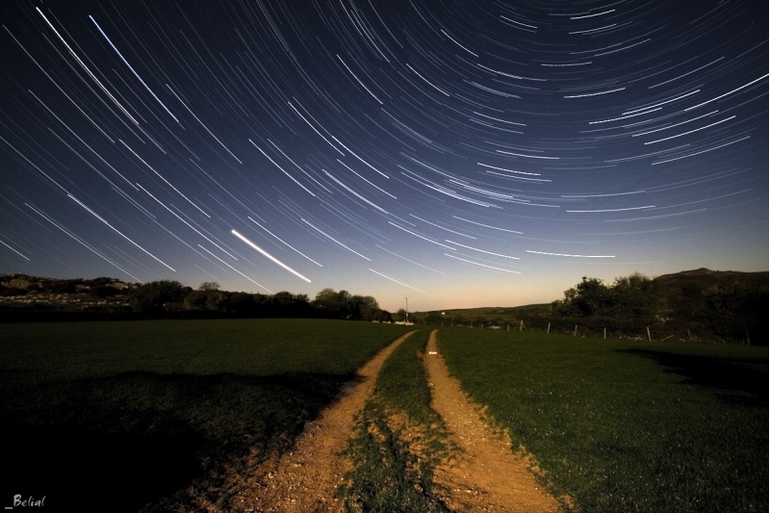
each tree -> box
[313,288,353,318]
[372,309,393,323]
[554,277,610,317]
[184,290,209,310]
[349,295,380,321]
[220,292,258,316]
[424,311,444,325]
[553,274,658,321]
[702,280,767,340]
[184,285,224,311]
[611,273,657,319]
[472,314,489,328]
[131,280,185,311]
[269,291,312,317]
[450,312,469,327]
[676,281,706,321]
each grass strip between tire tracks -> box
[338,329,450,513]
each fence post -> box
[603,327,606,339]
[646,326,652,342]
[573,325,578,337]
[547,322,550,333]
[519,320,524,332]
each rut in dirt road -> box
[425,330,565,513]
[226,331,416,513]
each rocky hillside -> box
[0,273,137,312]
[654,267,767,289]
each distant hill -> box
[654,267,767,288]
[0,273,391,323]
[0,273,138,317]
[416,269,767,315]
[417,304,551,329]
[413,269,767,343]
[0,273,136,294]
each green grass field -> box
[3,320,766,513]
[0,319,413,513]
[436,328,768,513]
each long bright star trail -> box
[0,0,766,311]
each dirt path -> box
[227,331,416,513]
[425,330,565,513]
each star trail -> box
[0,0,766,311]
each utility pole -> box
[404,297,409,324]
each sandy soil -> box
[222,328,567,513]
[226,331,416,513]
[424,329,565,513]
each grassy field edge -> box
[0,319,415,512]
[435,327,768,513]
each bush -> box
[131,280,186,312]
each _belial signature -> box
[4,495,46,509]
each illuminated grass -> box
[375,330,442,428]
[0,319,414,513]
[436,328,768,513]
[0,319,413,380]
[338,330,449,512]
[339,401,447,513]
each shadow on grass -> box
[0,371,347,512]
[622,349,768,406]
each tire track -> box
[227,330,416,513]
[425,329,565,513]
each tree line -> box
[2,270,764,342]
[549,272,766,342]
[129,280,393,322]
[407,271,767,344]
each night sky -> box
[1,0,767,312]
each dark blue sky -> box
[1,0,767,311]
